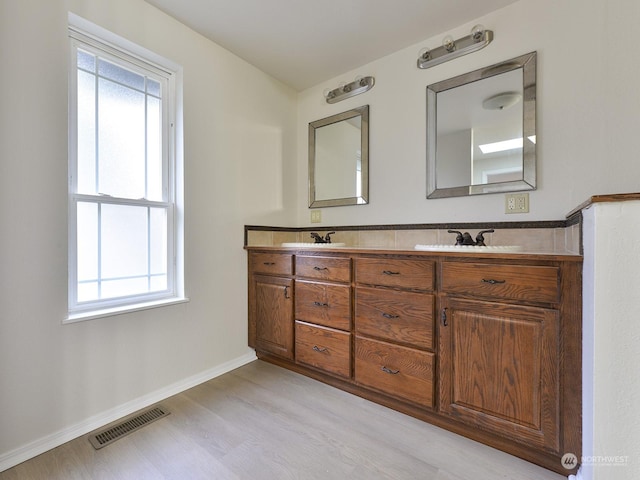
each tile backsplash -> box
[246,222,581,255]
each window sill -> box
[64,297,190,324]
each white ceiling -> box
[144,0,520,91]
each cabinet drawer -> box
[296,321,351,379]
[441,262,560,304]
[295,280,351,331]
[249,252,293,276]
[355,336,434,408]
[355,258,434,291]
[355,287,434,350]
[296,256,351,283]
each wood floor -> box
[0,360,566,480]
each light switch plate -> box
[310,210,322,223]
[505,193,529,213]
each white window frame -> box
[67,14,185,322]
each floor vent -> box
[88,405,170,450]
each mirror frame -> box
[427,51,537,199]
[308,105,369,208]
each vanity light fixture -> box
[323,75,375,104]
[417,24,493,69]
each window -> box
[68,17,183,320]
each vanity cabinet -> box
[354,257,436,408]
[439,297,560,451]
[437,260,581,463]
[248,253,294,360]
[294,255,352,379]
[246,247,582,475]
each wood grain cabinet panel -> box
[253,275,294,360]
[356,258,434,291]
[355,336,434,408]
[295,321,351,379]
[249,252,293,276]
[441,262,559,304]
[295,280,351,331]
[439,297,560,452]
[296,255,351,283]
[355,287,434,350]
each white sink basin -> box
[415,244,522,253]
[281,242,346,248]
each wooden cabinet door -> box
[254,275,294,360]
[439,297,560,452]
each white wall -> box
[297,0,640,226]
[582,201,640,480]
[0,0,297,469]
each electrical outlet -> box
[505,193,529,214]
[310,210,322,223]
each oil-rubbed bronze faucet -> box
[448,229,494,246]
[310,231,336,244]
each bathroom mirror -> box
[309,105,369,208]
[427,51,536,198]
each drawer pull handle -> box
[382,270,400,275]
[263,262,275,266]
[482,278,506,285]
[313,301,329,307]
[284,286,290,299]
[382,313,399,319]
[381,366,400,375]
[313,345,328,353]
[313,266,329,271]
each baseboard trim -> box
[0,351,257,473]
[569,465,584,480]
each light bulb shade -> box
[323,88,332,98]
[418,47,431,60]
[471,24,485,42]
[442,35,455,52]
